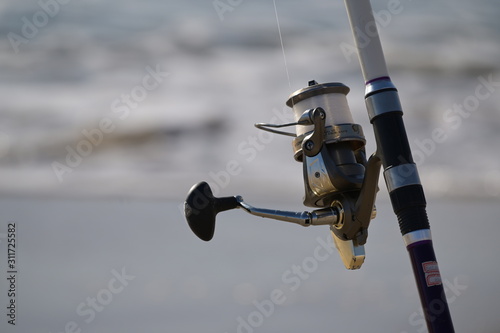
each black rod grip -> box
[371,112,414,168]
[369,101,429,235]
[390,185,430,235]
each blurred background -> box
[0,0,499,332]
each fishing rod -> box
[183,0,455,331]
[344,0,454,331]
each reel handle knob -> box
[184,181,239,241]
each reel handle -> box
[184,181,239,241]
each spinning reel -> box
[184,80,381,270]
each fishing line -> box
[273,0,292,88]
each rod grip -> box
[390,185,430,235]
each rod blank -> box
[344,0,389,82]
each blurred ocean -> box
[0,2,500,333]
[0,0,498,200]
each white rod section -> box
[344,0,390,83]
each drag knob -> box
[184,181,239,241]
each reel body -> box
[287,81,367,208]
[185,80,381,270]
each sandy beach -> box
[0,195,498,333]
